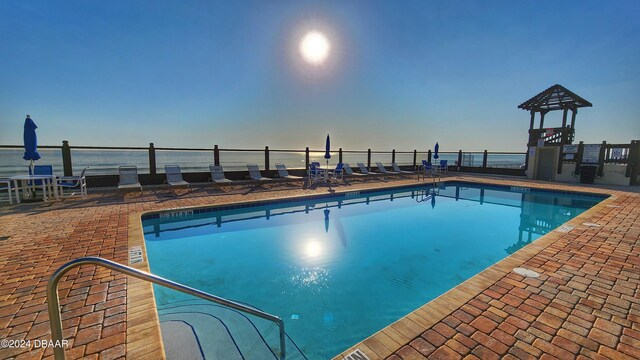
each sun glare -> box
[300,31,330,65]
[304,240,323,258]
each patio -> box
[0,175,638,359]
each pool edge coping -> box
[123,177,620,359]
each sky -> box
[0,0,639,152]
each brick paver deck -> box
[0,176,637,360]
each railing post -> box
[458,150,463,170]
[61,140,73,176]
[482,150,488,168]
[265,146,270,171]
[367,149,372,170]
[597,141,606,177]
[427,150,432,163]
[575,141,584,175]
[413,150,417,168]
[214,145,220,166]
[339,148,343,164]
[305,147,310,170]
[628,140,640,185]
[392,149,395,164]
[148,143,156,175]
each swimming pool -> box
[142,182,605,359]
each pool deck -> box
[0,175,638,360]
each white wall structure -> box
[527,145,636,186]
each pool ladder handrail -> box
[46,257,286,360]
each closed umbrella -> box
[433,142,439,160]
[324,134,331,182]
[23,115,41,174]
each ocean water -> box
[143,182,603,359]
[0,148,524,178]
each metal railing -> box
[46,257,286,360]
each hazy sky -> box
[1,0,638,152]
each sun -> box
[299,31,330,65]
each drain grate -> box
[343,349,370,360]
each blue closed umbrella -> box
[324,134,331,181]
[324,134,331,160]
[433,142,439,160]
[23,115,41,173]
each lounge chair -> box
[357,162,380,176]
[375,162,400,175]
[209,165,234,186]
[57,167,88,198]
[247,164,273,184]
[342,163,367,179]
[165,165,191,189]
[275,164,303,181]
[0,179,13,204]
[118,166,143,193]
[392,162,414,175]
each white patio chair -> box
[392,162,414,175]
[0,179,13,204]
[247,164,273,183]
[118,166,143,193]
[57,167,88,198]
[209,165,234,186]
[165,165,190,189]
[275,164,303,181]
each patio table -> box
[8,174,60,203]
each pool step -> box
[158,302,307,360]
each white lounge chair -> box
[57,167,88,198]
[392,162,414,175]
[165,165,191,189]
[209,165,234,186]
[247,164,273,183]
[275,164,303,181]
[118,166,142,193]
[343,163,368,179]
[357,162,380,176]
[375,162,400,175]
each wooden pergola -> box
[519,84,592,169]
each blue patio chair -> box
[421,160,436,175]
[308,163,323,184]
[29,165,53,186]
[332,162,344,181]
[439,160,448,174]
[57,167,88,198]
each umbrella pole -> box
[28,160,35,198]
[325,160,329,182]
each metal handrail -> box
[47,257,286,360]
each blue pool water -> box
[142,182,604,359]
